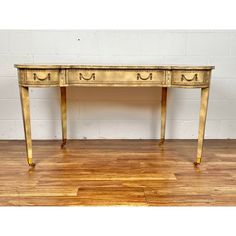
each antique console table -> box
[15,64,214,167]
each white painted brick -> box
[208,101,236,120]
[0,55,12,75]
[229,33,236,56]
[30,99,60,120]
[139,32,186,56]
[209,79,229,101]
[186,32,230,56]
[220,120,236,139]
[167,100,200,120]
[75,55,164,65]
[53,30,100,55]
[0,77,19,99]
[205,120,221,139]
[0,31,9,53]
[78,101,160,120]
[67,87,162,101]
[13,119,64,140]
[29,87,59,99]
[0,120,19,139]
[10,55,33,75]
[33,54,78,63]
[167,119,220,139]
[98,31,142,56]
[0,30,236,140]
[209,57,236,78]
[168,88,201,101]
[31,120,61,139]
[0,100,22,119]
[163,56,210,65]
[32,31,57,54]
[209,78,236,101]
[166,120,198,139]
[67,99,80,120]
[165,119,220,139]
[224,79,236,100]
[99,120,160,139]
[68,120,100,139]
[0,54,33,76]
[21,119,100,139]
[13,119,24,140]
[9,31,32,54]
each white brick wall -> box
[0,30,236,140]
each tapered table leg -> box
[60,87,67,148]
[19,86,35,167]
[159,87,167,145]
[194,87,210,166]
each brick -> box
[9,30,32,54]
[0,30,9,53]
[186,32,230,56]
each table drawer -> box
[171,70,210,87]
[24,69,60,85]
[68,69,164,85]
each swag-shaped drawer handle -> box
[79,73,96,81]
[137,73,152,81]
[33,73,51,81]
[181,74,198,82]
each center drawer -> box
[68,69,165,85]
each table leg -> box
[19,86,35,167]
[194,87,210,165]
[60,87,67,148]
[159,87,167,145]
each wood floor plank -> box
[0,140,235,206]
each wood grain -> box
[0,140,235,206]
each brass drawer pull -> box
[79,73,96,81]
[33,73,51,81]
[181,74,198,82]
[137,73,152,81]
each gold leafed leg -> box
[60,87,67,149]
[159,87,167,145]
[19,86,35,167]
[194,87,209,166]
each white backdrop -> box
[0,30,235,139]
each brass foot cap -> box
[29,162,36,167]
[61,140,67,149]
[28,160,36,167]
[193,159,202,167]
[193,161,200,166]
[159,140,164,145]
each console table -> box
[15,64,214,167]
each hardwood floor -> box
[0,140,235,206]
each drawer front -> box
[68,69,164,85]
[171,70,210,87]
[24,69,60,85]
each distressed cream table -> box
[15,64,214,167]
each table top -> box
[15,64,215,70]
